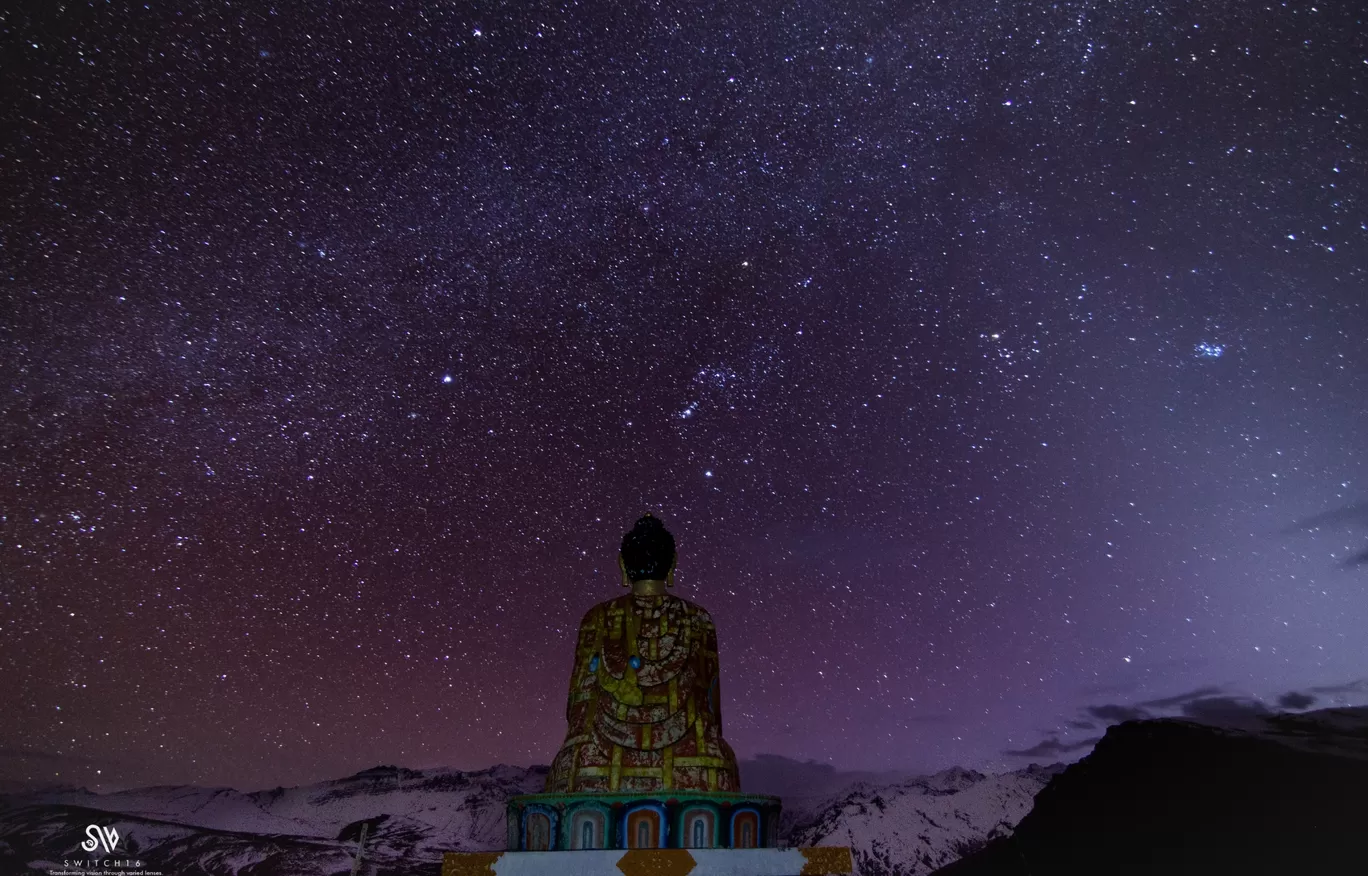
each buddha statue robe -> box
[545,591,741,794]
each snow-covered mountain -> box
[0,763,546,875]
[738,753,926,838]
[0,759,1055,875]
[786,765,1062,876]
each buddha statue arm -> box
[700,612,725,735]
[564,605,601,728]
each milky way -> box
[2,1,1365,792]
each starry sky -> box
[2,1,1366,794]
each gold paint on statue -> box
[673,755,729,767]
[629,579,669,597]
[620,766,667,777]
[600,663,644,706]
[441,852,501,876]
[615,849,697,876]
[799,847,855,874]
[545,537,740,794]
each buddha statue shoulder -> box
[546,515,740,794]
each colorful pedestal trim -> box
[508,791,782,851]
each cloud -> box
[1137,686,1226,710]
[1178,696,1272,728]
[1309,679,1368,696]
[1010,678,1368,769]
[1262,679,1368,713]
[1080,688,1287,732]
[1079,685,1267,729]
[1284,501,1368,533]
[1284,502,1368,568]
[739,754,918,798]
[1085,703,1150,723]
[1277,691,1317,710]
[1004,736,1101,758]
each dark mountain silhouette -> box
[935,706,1368,876]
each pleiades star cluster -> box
[1,1,1364,791]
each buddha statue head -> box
[618,513,676,594]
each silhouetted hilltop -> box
[936,706,1368,876]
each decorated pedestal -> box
[507,791,782,851]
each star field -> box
[1,0,1365,791]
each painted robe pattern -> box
[546,593,741,793]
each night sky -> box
[3,1,1366,794]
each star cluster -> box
[1,0,1365,791]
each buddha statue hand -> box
[596,661,644,705]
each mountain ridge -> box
[0,757,1051,875]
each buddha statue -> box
[545,514,741,794]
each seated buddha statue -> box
[545,514,741,794]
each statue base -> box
[468,791,852,875]
[442,847,854,876]
[507,791,783,851]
